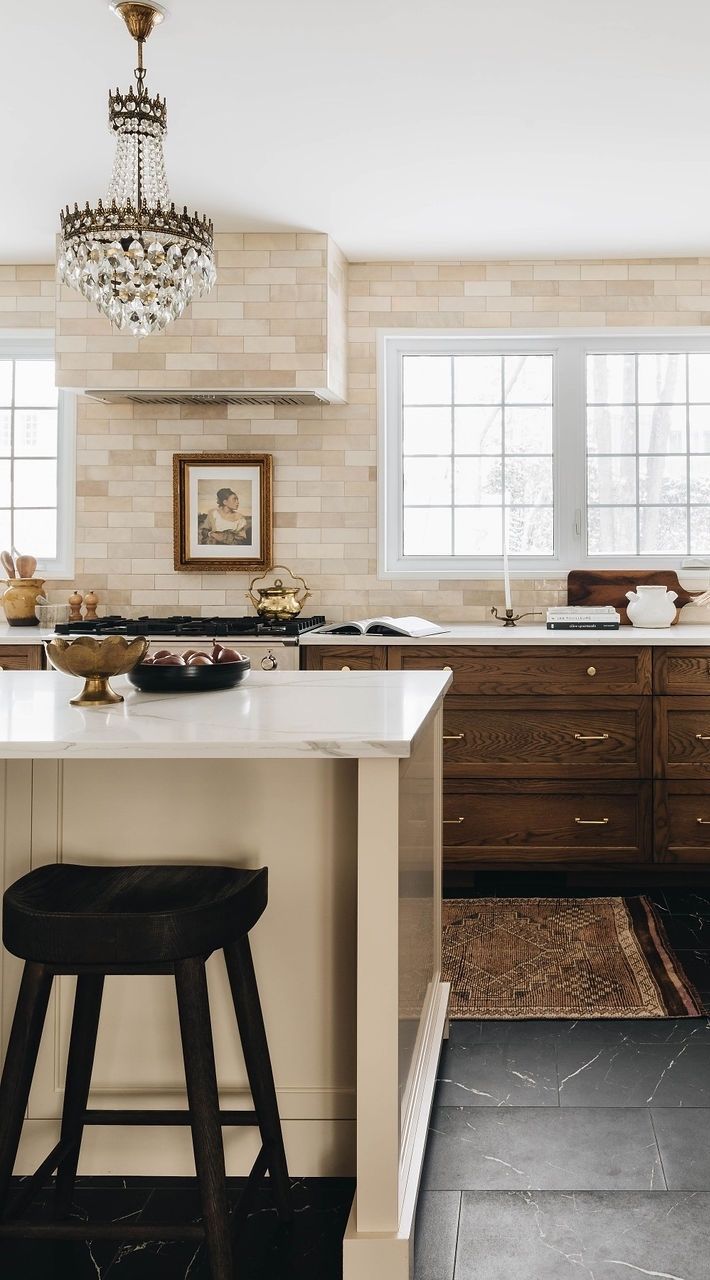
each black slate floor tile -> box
[453,1190,710,1280]
[554,1015,710,1045]
[651,1108,710,1191]
[435,1039,558,1107]
[413,1191,460,1280]
[557,1039,710,1107]
[420,1106,664,1192]
[449,1020,555,1048]
[105,1177,354,1279]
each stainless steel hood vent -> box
[84,388,331,408]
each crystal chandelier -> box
[58,1,216,337]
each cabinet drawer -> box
[655,782,710,862]
[301,645,386,671]
[654,648,710,694]
[442,696,651,779]
[655,697,710,778]
[0,645,44,671]
[389,645,651,695]
[443,781,652,864]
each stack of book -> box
[546,606,621,631]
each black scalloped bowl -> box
[127,657,251,694]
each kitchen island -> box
[0,667,451,1279]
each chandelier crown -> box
[109,84,167,135]
[57,1,216,338]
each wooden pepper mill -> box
[84,589,99,621]
[68,590,83,623]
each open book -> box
[319,616,448,638]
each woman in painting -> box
[201,487,249,544]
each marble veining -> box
[0,668,450,759]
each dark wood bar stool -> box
[0,862,292,1278]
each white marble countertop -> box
[0,668,451,760]
[301,622,710,646]
[0,624,53,644]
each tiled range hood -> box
[55,232,347,406]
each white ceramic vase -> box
[625,585,678,628]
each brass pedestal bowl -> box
[45,635,149,706]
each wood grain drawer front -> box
[654,648,710,694]
[656,698,710,777]
[389,645,651,695]
[442,697,651,778]
[301,645,386,671]
[0,646,44,671]
[443,782,651,864]
[655,783,710,862]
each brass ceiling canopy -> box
[58,0,216,337]
[109,1,166,43]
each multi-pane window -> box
[0,348,73,574]
[402,354,554,557]
[380,333,710,577]
[587,352,710,556]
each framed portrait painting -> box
[173,452,273,572]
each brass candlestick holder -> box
[490,605,542,627]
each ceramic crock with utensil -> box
[45,635,149,706]
[625,585,678,628]
[2,578,46,626]
[246,565,311,619]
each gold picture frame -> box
[173,452,273,573]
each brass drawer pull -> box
[443,817,465,825]
[575,817,609,825]
[695,733,710,741]
[586,666,597,677]
[573,732,609,742]
[443,733,465,742]
[697,818,710,825]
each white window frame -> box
[378,328,710,579]
[0,333,75,579]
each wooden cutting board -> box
[567,570,700,625]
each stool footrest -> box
[82,1108,259,1127]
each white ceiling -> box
[5,0,710,262]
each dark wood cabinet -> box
[302,644,385,671]
[302,640,710,872]
[442,696,651,779]
[0,645,44,671]
[389,645,651,695]
[443,780,652,865]
[655,782,710,862]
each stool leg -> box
[174,957,234,1280]
[55,973,104,1217]
[224,937,293,1223]
[0,961,53,1213]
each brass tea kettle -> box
[246,565,311,619]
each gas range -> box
[54,614,326,640]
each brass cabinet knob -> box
[442,665,452,672]
[587,666,597,677]
[341,665,351,671]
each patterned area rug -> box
[442,896,706,1019]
